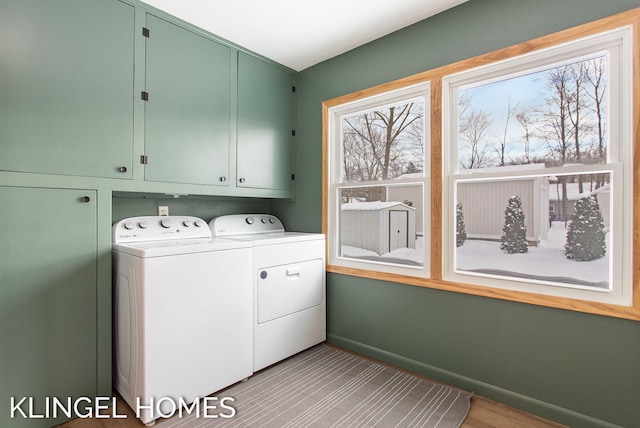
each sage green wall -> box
[112,195,270,224]
[275,0,640,426]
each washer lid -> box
[113,237,251,257]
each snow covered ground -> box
[457,222,609,288]
[342,235,425,265]
[341,222,610,288]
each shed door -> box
[389,210,408,251]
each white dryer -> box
[209,214,326,372]
[112,216,253,425]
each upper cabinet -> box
[143,14,232,187]
[1,1,295,198]
[237,52,295,191]
[0,0,135,179]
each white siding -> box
[340,202,416,255]
[340,208,383,253]
[457,177,548,244]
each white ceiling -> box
[139,0,468,71]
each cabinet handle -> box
[80,196,91,203]
[239,178,245,183]
[118,166,128,173]
[219,176,227,182]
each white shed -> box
[457,164,550,245]
[340,201,416,255]
[457,177,550,245]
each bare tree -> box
[341,130,380,182]
[566,62,595,193]
[530,60,604,216]
[585,57,608,188]
[534,66,574,217]
[458,90,472,118]
[341,101,424,188]
[584,57,607,162]
[495,98,519,166]
[538,66,573,166]
[459,109,493,169]
[516,109,533,164]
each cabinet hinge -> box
[291,174,295,181]
[291,129,296,136]
[142,27,150,38]
[292,86,296,93]
[140,155,148,165]
[141,91,149,101]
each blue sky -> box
[460,70,549,162]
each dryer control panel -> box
[209,214,285,237]
[113,216,211,243]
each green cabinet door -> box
[0,187,97,428]
[144,15,231,186]
[237,53,295,191]
[0,0,135,179]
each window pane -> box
[340,100,425,182]
[339,185,424,267]
[458,55,608,170]
[455,172,612,290]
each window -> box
[442,26,633,307]
[323,9,640,319]
[324,83,430,280]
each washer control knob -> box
[123,221,134,230]
[138,220,149,229]
[245,217,254,225]
[194,220,204,227]
[182,220,192,227]
[160,218,172,229]
[269,217,275,224]
[261,217,268,224]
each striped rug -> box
[160,344,472,428]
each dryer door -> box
[257,258,324,323]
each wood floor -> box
[463,396,567,428]
[57,345,568,428]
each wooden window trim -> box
[322,8,640,321]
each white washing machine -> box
[112,216,253,425]
[209,214,326,372]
